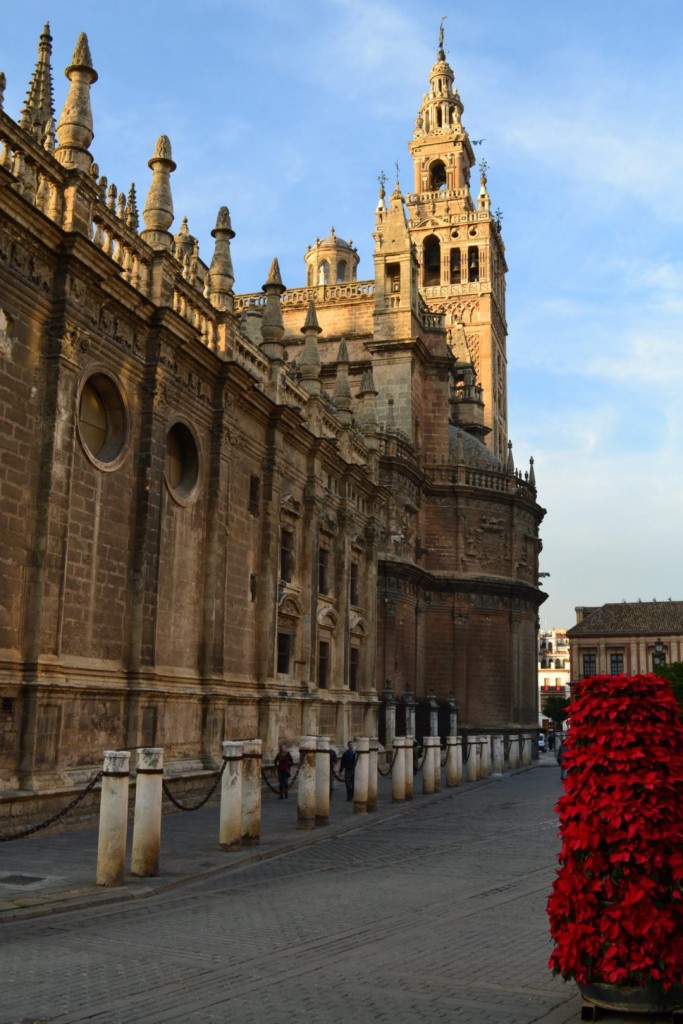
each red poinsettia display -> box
[548,674,683,987]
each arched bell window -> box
[423,235,441,286]
[449,248,461,284]
[468,245,479,283]
[429,160,447,191]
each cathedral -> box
[0,24,546,797]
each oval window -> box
[78,373,127,466]
[165,422,199,502]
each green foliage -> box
[655,663,683,709]
[542,693,570,723]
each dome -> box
[448,425,502,472]
[313,227,355,252]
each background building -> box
[0,26,545,797]
[567,602,683,679]
[538,627,570,722]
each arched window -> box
[336,260,347,283]
[423,235,441,286]
[468,246,479,282]
[318,260,330,285]
[307,265,314,287]
[449,248,461,284]
[429,160,447,191]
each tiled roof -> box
[567,601,683,637]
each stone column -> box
[492,734,505,775]
[428,693,439,736]
[404,688,416,738]
[423,736,436,795]
[433,739,443,792]
[446,735,462,786]
[131,747,163,877]
[480,736,492,779]
[241,738,262,845]
[315,736,330,826]
[219,740,243,849]
[392,736,406,802]
[353,736,370,814]
[448,694,458,737]
[368,737,379,812]
[508,734,520,770]
[96,750,130,887]
[475,735,482,779]
[297,735,317,829]
[383,686,396,751]
[404,736,414,801]
[521,732,532,766]
[465,736,479,782]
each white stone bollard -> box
[434,739,443,792]
[446,735,462,786]
[315,736,330,826]
[492,734,505,775]
[423,736,436,795]
[392,736,406,802]
[297,735,317,830]
[480,736,492,779]
[96,750,130,887]
[353,736,370,814]
[131,747,163,877]
[508,734,520,770]
[521,732,532,766]
[465,736,479,782]
[219,741,243,849]
[368,737,379,812]
[404,737,414,801]
[241,738,262,845]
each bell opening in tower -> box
[423,235,441,286]
[429,160,447,192]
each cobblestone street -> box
[0,764,594,1024]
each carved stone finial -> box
[299,301,322,396]
[141,134,176,250]
[260,257,286,361]
[20,22,55,143]
[208,206,236,312]
[0,72,6,110]
[55,32,98,172]
[333,337,352,424]
[506,440,515,474]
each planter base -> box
[578,981,683,1017]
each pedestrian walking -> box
[339,740,358,801]
[557,737,567,781]
[329,746,338,798]
[275,743,293,799]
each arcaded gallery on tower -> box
[0,25,546,796]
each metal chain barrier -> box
[161,760,226,812]
[0,769,104,842]
[377,748,398,777]
[262,758,304,795]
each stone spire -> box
[356,367,379,450]
[55,33,98,172]
[478,160,491,213]
[0,73,6,111]
[20,22,55,144]
[506,441,515,474]
[528,456,536,489]
[141,135,176,251]
[332,338,353,425]
[208,206,236,312]
[126,184,139,231]
[299,301,322,395]
[260,258,286,362]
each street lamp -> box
[653,637,666,670]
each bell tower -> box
[406,24,509,460]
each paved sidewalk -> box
[0,756,550,921]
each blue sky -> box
[2,0,682,629]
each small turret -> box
[332,338,353,426]
[478,160,491,213]
[356,367,379,450]
[20,23,55,144]
[304,227,359,287]
[299,301,322,396]
[260,258,286,363]
[141,135,176,251]
[55,33,98,172]
[208,206,236,312]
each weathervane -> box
[439,16,447,52]
[394,159,400,183]
[378,170,387,197]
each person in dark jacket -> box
[557,737,568,781]
[275,744,293,798]
[339,740,358,802]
